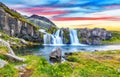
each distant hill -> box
[28,14,57,29]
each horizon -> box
[0,0,120,30]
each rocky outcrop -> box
[0,38,26,62]
[49,48,62,62]
[78,28,112,45]
[62,28,71,44]
[28,14,57,29]
[0,3,43,43]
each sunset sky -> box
[0,0,120,29]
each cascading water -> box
[43,29,84,45]
[43,29,63,45]
[70,30,80,45]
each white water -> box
[43,30,63,45]
[70,30,80,45]
[43,29,85,46]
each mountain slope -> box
[28,14,57,29]
[0,2,43,42]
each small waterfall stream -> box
[42,29,82,45]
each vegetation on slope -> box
[0,50,120,77]
[0,2,38,29]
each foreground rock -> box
[49,48,62,62]
[0,59,8,68]
[0,38,26,62]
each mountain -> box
[0,2,43,42]
[28,14,57,29]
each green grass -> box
[0,64,19,77]
[0,50,120,77]
[102,31,120,44]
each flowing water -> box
[15,29,120,61]
[43,29,83,45]
[15,44,120,61]
[43,29,63,45]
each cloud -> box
[1,0,120,22]
[52,17,114,21]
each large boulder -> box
[49,48,62,62]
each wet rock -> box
[49,48,62,62]
[65,52,73,56]
[64,52,73,59]
[0,59,8,68]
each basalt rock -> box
[0,3,43,43]
[78,28,112,45]
[62,28,71,44]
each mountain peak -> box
[30,14,48,20]
[28,14,57,29]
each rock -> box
[15,64,27,72]
[0,3,43,43]
[49,48,62,62]
[5,53,26,62]
[0,38,26,62]
[78,28,112,45]
[0,38,15,55]
[64,52,73,59]
[20,39,28,44]
[62,28,71,44]
[65,52,73,56]
[0,59,8,68]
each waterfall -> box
[43,29,83,45]
[43,29,63,45]
[70,30,80,45]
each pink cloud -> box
[14,7,53,12]
[52,17,115,21]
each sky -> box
[0,0,120,28]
